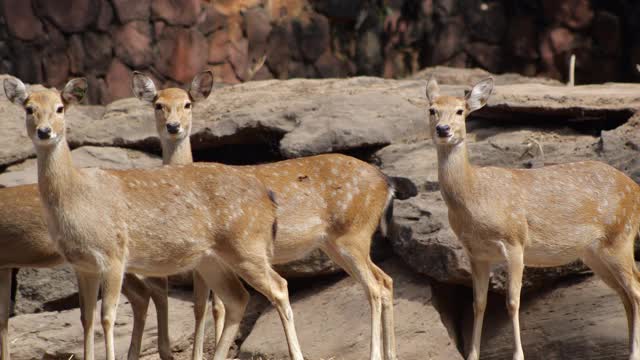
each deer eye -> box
[184,102,191,109]
[56,106,64,114]
[25,107,34,115]
[154,103,162,111]
[429,108,436,116]
[456,109,463,115]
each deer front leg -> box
[146,277,173,360]
[76,271,101,360]
[467,259,490,360]
[505,245,525,360]
[192,272,210,360]
[101,263,125,360]
[0,269,11,360]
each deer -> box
[3,76,305,360]
[426,75,640,360]
[131,71,398,360]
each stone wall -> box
[1,0,640,104]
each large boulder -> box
[0,146,161,187]
[14,265,78,315]
[461,275,629,359]
[378,125,601,291]
[240,258,463,360]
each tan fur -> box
[6,77,293,360]
[138,74,397,360]
[427,76,640,360]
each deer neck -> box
[36,139,79,207]
[436,140,476,208]
[161,136,193,165]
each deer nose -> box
[166,122,181,134]
[37,127,52,139]
[435,124,451,137]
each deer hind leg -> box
[0,269,11,360]
[504,245,525,360]
[211,294,225,345]
[76,271,101,360]
[192,272,210,360]
[587,236,640,360]
[322,235,385,360]
[370,263,397,360]
[466,259,490,360]
[232,260,304,360]
[145,277,173,360]
[194,260,249,360]
[122,274,152,360]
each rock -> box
[356,30,383,75]
[293,13,330,62]
[600,112,640,183]
[9,290,195,360]
[197,4,226,35]
[506,16,538,60]
[82,32,114,76]
[207,30,230,64]
[34,0,99,33]
[265,23,292,78]
[244,7,272,65]
[0,146,161,187]
[14,265,78,315]
[209,62,240,84]
[111,0,151,23]
[3,0,45,41]
[462,275,629,359]
[542,0,594,30]
[105,58,133,102]
[228,38,249,80]
[95,0,114,31]
[273,249,341,278]
[592,11,622,57]
[113,21,154,68]
[8,43,44,84]
[311,0,365,21]
[155,27,208,83]
[240,258,463,360]
[67,35,85,75]
[409,66,562,85]
[42,50,70,88]
[151,0,201,26]
[465,42,502,74]
[463,0,506,44]
[430,15,465,64]
[314,50,349,78]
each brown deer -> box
[132,71,398,360]
[3,76,303,360]
[426,76,640,360]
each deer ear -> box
[3,77,28,105]
[465,77,494,112]
[62,78,88,105]
[131,71,157,102]
[425,76,440,104]
[189,70,214,102]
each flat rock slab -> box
[239,258,462,360]
[0,145,161,187]
[2,75,640,167]
[8,291,195,360]
[463,275,630,359]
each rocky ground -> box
[2,67,640,359]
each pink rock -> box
[197,3,226,34]
[209,62,240,84]
[542,0,593,30]
[314,50,348,78]
[113,21,153,68]
[3,0,45,41]
[295,13,330,62]
[155,27,208,83]
[208,30,230,64]
[549,27,574,54]
[152,0,201,26]
[111,0,150,23]
[105,58,132,102]
[34,0,99,33]
[82,32,113,75]
[67,35,85,75]
[228,38,249,80]
[244,7,272,66]
[96,0,114,31]
[43,51,70,88]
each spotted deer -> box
[426,76,640,360]
[3,76,304,360]
[132,71,397,360]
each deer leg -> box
[76,271,101,360]
[233,264,304,360]
[323,238,384,360]
[505,246,525,360]
[192,271,210,360]
[467,259,490,360]
[194,260,249,360]
[0,269,11,360]
[145,277,173,360]
[101,263,125,360]
[370,263,397,360]
[122,274,151,360]
[211,293,225,345]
